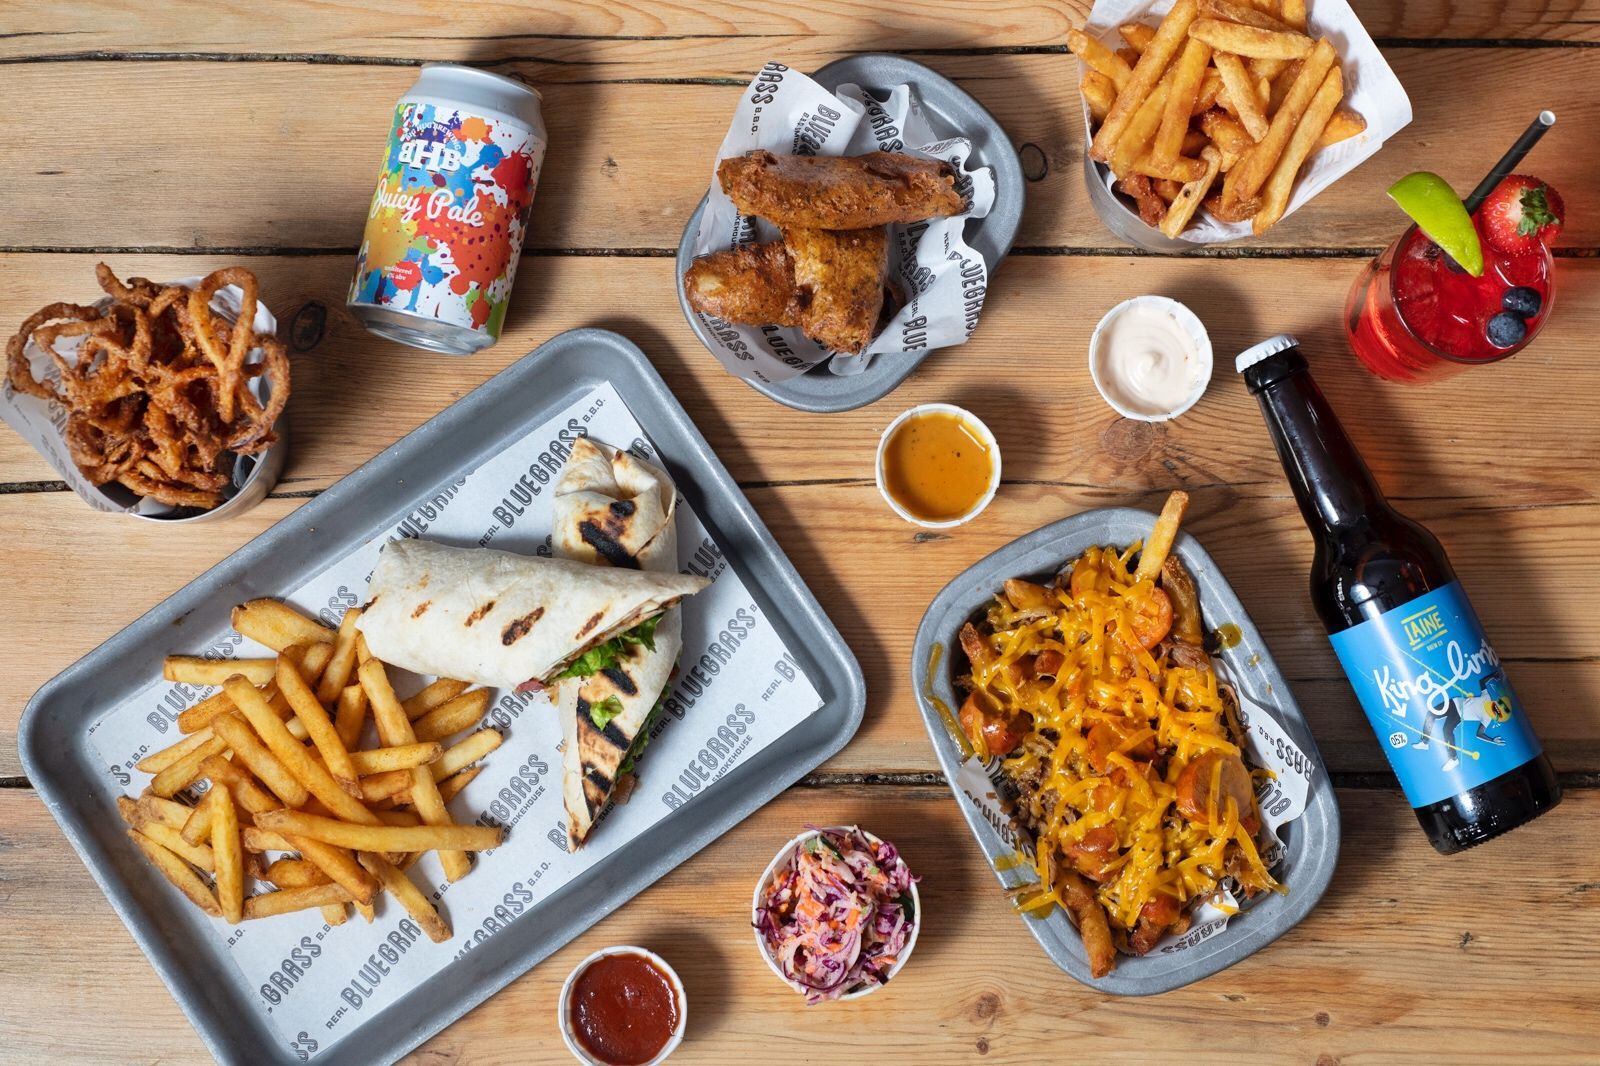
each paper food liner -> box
[689,61,997,383]
[85,381,826,1058]
[955,655,1315,957]
[1081,0,1412,243]
[0,277,280,516]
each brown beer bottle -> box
[1238,335,1560,854]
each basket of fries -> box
[1072,0,1411,250]
[2,264,290,521]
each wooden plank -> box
[1,51,1597,254]
[1,783,1595,1064]
[1,0,1596,60]
[3,254,1598,498]
[0,484,1596,781]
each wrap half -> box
[553,437,684,847]
[357,537,708,690]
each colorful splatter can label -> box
[350,96,545,347]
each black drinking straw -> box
[1463,111,1556,213]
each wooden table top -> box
[3,2,1597,1062]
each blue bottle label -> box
[1328,581,1541,808]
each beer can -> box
[349,65,547,354]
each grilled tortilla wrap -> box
[554,437,683,847]
[357,537,707,690]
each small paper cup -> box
[752,826,921,1002]
[875,403,1001,529]
[558,945,686,1066]
[1088,296,1213,422]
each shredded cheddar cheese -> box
[964,542,1278,944]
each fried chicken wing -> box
[718,150,965,228]
[682,240,801,326]
[782,225,889,355]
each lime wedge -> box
[1387,172,1484,277]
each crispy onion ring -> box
[6,264,288,512]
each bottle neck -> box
[1245,350,1390,533]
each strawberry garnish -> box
[1479,175,1564,257]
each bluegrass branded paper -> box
[84,381,825,1059]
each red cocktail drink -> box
[1345,218,1553,383]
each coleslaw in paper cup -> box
[1079,0,1412,245]
[688,60,997,383]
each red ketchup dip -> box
[568,952,681,1065]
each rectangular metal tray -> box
[911,507,1340,995]
[19,327,866,1064]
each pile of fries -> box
[6,265,290,509]
[119,599,506,940]
[1073,0,1365,238]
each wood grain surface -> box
[2,1,1597,1063]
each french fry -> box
[211,711,307,806]
[1090,0,1197,162]
[150,734,228,798]
[402,678,471,720]
[357,659,472,880]
[164,656,276,686]
[1068,28,1135,90]
[1161,145,1225,238]
[1109,73,1175,178]
[210,785,245,924]
[139,822,216,871]
[242,827,296,853]
[322,903,349,926]
[1214,52,1269,140]
[129,829,221,917]
[354,901,376,923]
[181,799,215,846]
[225,676,378,824]
[137,727,215,774]
[1199,0,1291,31]
[244,851,268,882]
[356,631,374,663]
[1119,22,1155,52]
[1132,153,1209,183]
[316,607,363,705]
[1315,108,1366,149]
[1280,0,1307,31]
[261,858,329,888]
[1267,56,1303,114]
[1153,177,1184,202]
[1080,71,1117,123]
[335,684,369,751]
[133,793,195,830]
[358,853,450,944]
[1248,55,1289,82]
[1134,491,1192,582]
[255,809,502,852]
[115,795,139,824]
[350,742,442,775]
[1115,46,1139,67]
[1152,36,1212,169]
[199,753,280,815]
[231,598,334,653]
[177,690,236,734]
[1189,19,1313,60]
[280,833,379,905]
[360,769,415,804]
[435,765,483,805]
[1253,66,1342,233]
[1198,109,1255,170]
[277,655,361,797]
[1193,67,1223,114]
[292,640,337,685]
[1181,129,1209,156]
[412,689,491,744]
[1117,173,1167,227]
[1222,38,1334,209]
[434,730,504,779]
[244,884,354,919]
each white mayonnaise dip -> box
[1092,300,1203,418]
